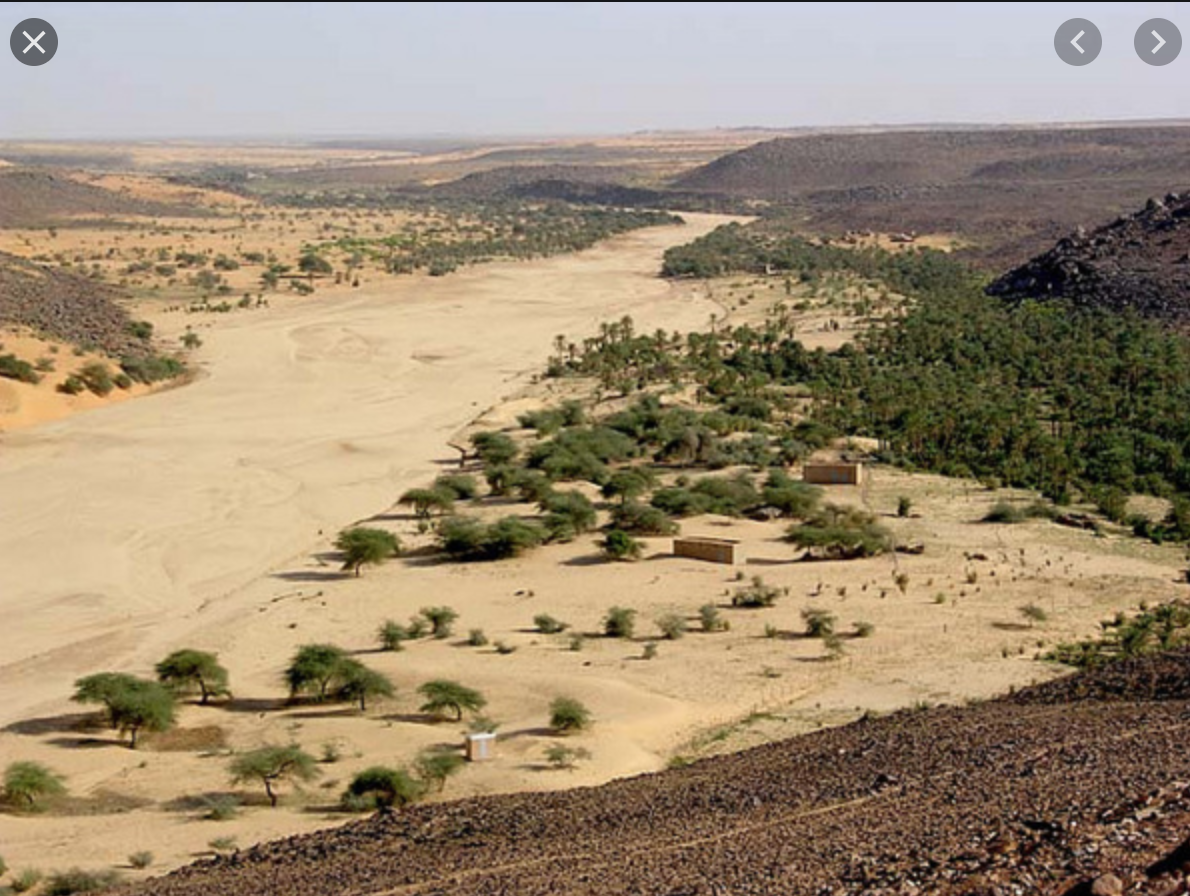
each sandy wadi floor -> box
[0,212,1185,880]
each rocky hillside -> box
[986,192,1190,323]
[112,650,1190,896]
[0,251,147,357]
[0,169,205,227]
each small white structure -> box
[465,731,496,762]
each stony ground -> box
[109,650,1190,896]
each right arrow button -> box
[1136,18,1181,65]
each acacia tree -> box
[284,644,348,701]
[418,679,486,721]
[3,761,66,810]
[414,751,464,793]
[335,527,401,576]
[230,745,319,808]
[155,649,230,705]
[73,674,176,748]
[334,659,394,711]
[399,488,455,520]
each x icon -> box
[23,30,45,54]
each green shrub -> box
[540,491,597,536]
[610,502,677,535]
[378,620,408,651]
[650,487,714,517]
[11,868,42,893]
[603,606,636,638]
[421,606,459,639]
[467,628,489,647]
[119,354,185,384]
[434,473,478,500]
[77,362,115,396]
[545,744,591,770]
[549,697,592,733]
[415,750,464,792]
[786,504,891,559]
[437,516,544,561]
[44,869,121,895]
[399,487,455,519]
[534,614,569,634]
[983,502,1025,523]
[0,354,41,384]
[57,375,85,395]
[3,761,66,810]
[698,603,728,632]
[601,468,657,504]
[656,613,687,640]
[342,766,422,810]
[601,529,643,561]
[802,608,837,638]
[334,526,401,576]
[731,576,780,608]
[128,851,153,869]
[471,431,518,466]
[689,474,760,516]
[201,794,240,821]
[761,479,822,518]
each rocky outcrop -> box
[987,192,1190,323]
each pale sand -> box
[1,212,1185,878]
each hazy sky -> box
[1,1,1187,139]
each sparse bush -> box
[853,621,875,638]
[229,745,319,807]
[656,613,687,640]
[603,606,637,638]
[3,761,66,810]
[545,744,591,770]
[405,616,429,639]
[896,496,913,518]
[642,641,659,659]
[568,633,585,651]
[320,741,342,764]
[540,490,597,541]
[11,868,43,893]
[1019,603,1048,627]
[763,623,780,639]
[57,375,85,395]
[601,468,657,504]
[44,869,120,895]
[77,362,115,396]
[418,680,487,720]
[611,502,677,535]
[415,750,464,792]
[698,603,728,632]
[786,504,891,559]
[180,331,203,349]
[470,431,518,466]
[201,794,240,820]
[378,620,408,651]
[823,632,846,659]
[467,628,489,647]
[434,473,478,500]
[802,608,837,638]
[334,527,400,576]
[550,697,592,733]
[421,606,459,639]
[399,487,455,519]
[494,640,517,655]
[128,851,153,869]
[0,354,41,384]
[208,836,237,854]
[437,515,544,561]
[732,576,780,608]
[983,502,1025,523]
[534,614,569,634]
[342,766,422,810]
[601,529,643,561]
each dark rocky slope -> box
[987,192,1190,323]
[112,650,1190,896]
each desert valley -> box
[1,122,1190,895]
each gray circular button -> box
[1055,18,1102,65]
[1135,18,1181,66]
[10,18,58,66]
